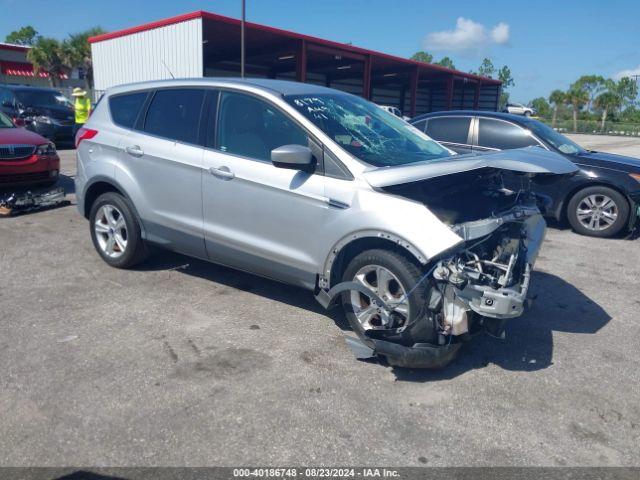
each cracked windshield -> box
[285,94,451,167]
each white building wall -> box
[91,18,203,91]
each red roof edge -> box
[88,10,501,85]
[88,10,205,43]
[0,43,30,52]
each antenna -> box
[161,59,175,79]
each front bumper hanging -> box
[315,280,462,369]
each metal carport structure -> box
[90,11,501,116]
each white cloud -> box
[491,22,510,44]
[424,17,510,52]
[614,64,640,80]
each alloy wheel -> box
[94,205,128,258]
[350,264,410,330]
[576,194,618,232]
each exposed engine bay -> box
[384,167,547,339]
[317,165,552,368]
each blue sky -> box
[2,0,639,102]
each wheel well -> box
[562,182,630,222]
[329,237,423,287]
[83,181,123,219]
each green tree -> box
[593,77,639,131]
[573,75,606,111]
[497,66,514,88]
[530,97,551,117]
[549,89,566,127]
[434,57,456,69]
[5,25,39,46]
[594,91,621,131]
[565,82,589,132]
[497,66,514,110]
[61,27,105,90]
[410,51,433,64]
[27,37,67,87]
[615,76,638,109]
[477,58,495,78]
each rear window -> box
[425,117,471,145]
[143,88,205,144]
[109,92,147,129]
[478,118,539,150]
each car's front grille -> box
[0,144,36,161]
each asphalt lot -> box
[1,135,639,466]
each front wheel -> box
[341,249,437,347]
[566,186,629,238]
[89,192,149,268]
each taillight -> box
[13,117,25,127]
[75,127,98,148]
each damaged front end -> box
[320,149,577,368]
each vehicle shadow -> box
[136,250,335,319]
[0,174,74,196]
[54,471,128,480]
[137,252,610,379]
[392,270,611,381]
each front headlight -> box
[36,142,56,156]
[34,115,52,124]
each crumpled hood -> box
[363,147,578,188]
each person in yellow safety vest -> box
[71,87,91,138]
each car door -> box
[424,116,473,154]
[201,89,334,288]
[117,87,207,258]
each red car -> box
[0,111,59,188]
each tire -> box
[524,111,531,117]
[89,192,149,268]
[566,186,629,238]
[341,249,437,347]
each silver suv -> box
[75,79,576,368]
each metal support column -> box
[409,67,419,117]
[296,40,307,83]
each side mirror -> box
[271,144,314,171]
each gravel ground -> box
[0,137,639,467]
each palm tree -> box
[565,83,589,133]
[27,37,67,87]
[549,90,565,127]
[61,27,105,90]
[594,91,621,132]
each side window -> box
[478,118,539,150]
[425,117,471,145]
[109,92,147,129]
[217,91,308,162]
[411,119,427,132]
[143,89,205,144]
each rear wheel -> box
[567,186,629,238]
[89,192,149,268]
[341,249,437,346]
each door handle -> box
[125,145,144,157]
[209,166,235,180]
